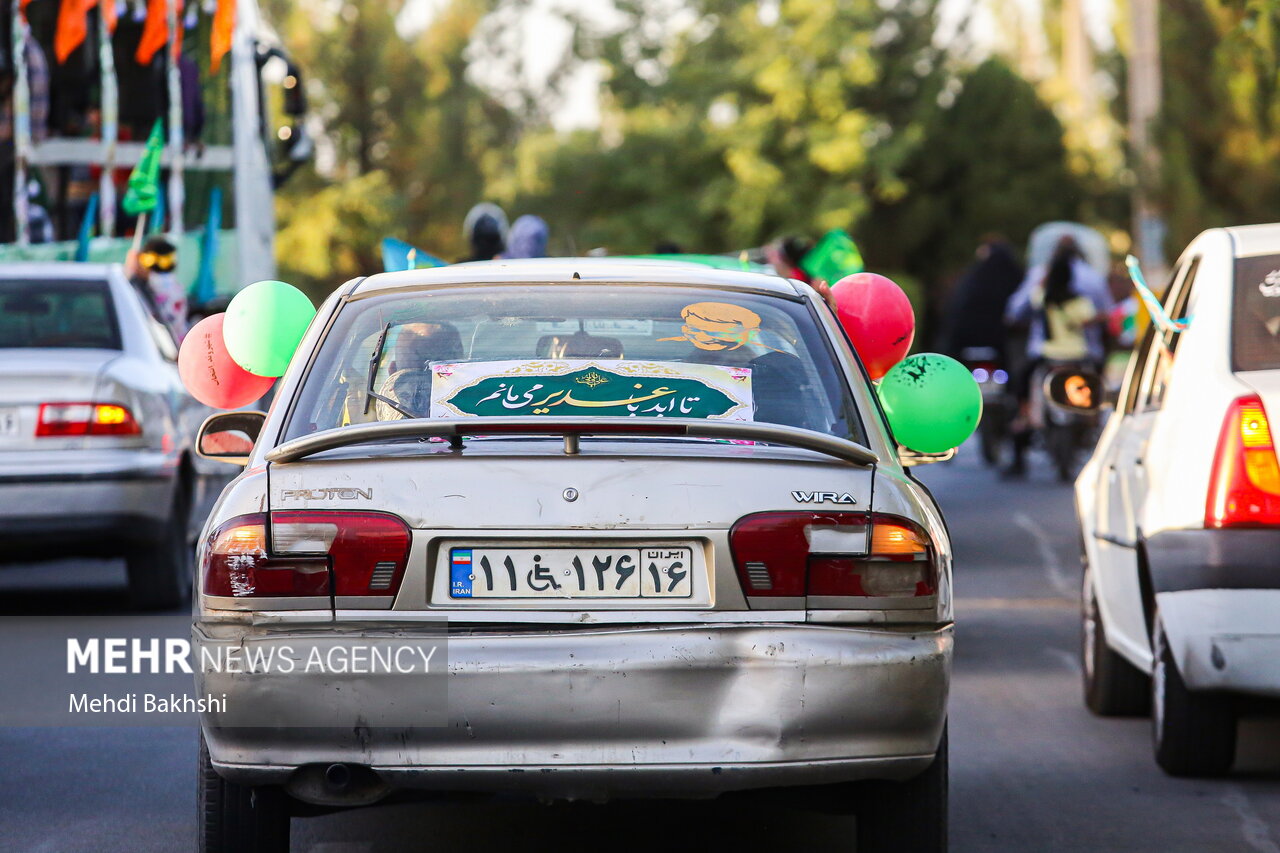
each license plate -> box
[449,546,694,599]
[0,409,17,436]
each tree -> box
[267,0,517,298]
[861,58,1082,285]
[1157,0,1280,249]
[493,0,955,255]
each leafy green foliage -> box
[268,0,516,298]
[1157,0,1280,249]
[266,0,1088,312]
[861,58,1082,284]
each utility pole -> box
[1128,0,1167,279]
[1062,0,1093,117]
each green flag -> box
[801,229,865,285]
[122,121,165,217]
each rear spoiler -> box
[265,417,878,467]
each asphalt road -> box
[6,449,1280,851]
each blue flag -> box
[381,237,446,272]
[75,193,99,263]
[193,187,222,306]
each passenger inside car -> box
[373,322,463,420]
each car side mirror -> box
[1044,367,1107,414]
[898,446,957,467]
[197,411,266,466]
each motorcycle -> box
[958,346,1011,467]
[1035,360,1101,482]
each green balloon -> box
[878,353,983,453]
[223,280,316,378]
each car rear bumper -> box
[198,622,951,801]
[1158,588,1280,697]
[1145,528,1280,592]
[0,450,177,556]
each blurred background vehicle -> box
[0,262,229,608]
[1065,223,1280,776]
[0,0,307,311]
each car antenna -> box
[572,271,581,280]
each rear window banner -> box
[429,359,753,420]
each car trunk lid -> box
[266,439,875,613]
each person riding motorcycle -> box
[1003,236,1112,478]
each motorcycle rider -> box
[1003,236,1111,478]
[939,235,1024,363]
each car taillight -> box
[1206,395,1280,528]
[36,402,141,437]
[202,511,411,600]
[729,511,937,600]
[203,513,330,598]
[272,511,412,596]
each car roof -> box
[1222,223,1280,258]
[349,257,802,300]
[0,262,123,281]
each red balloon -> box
[831,273,916,380]
[179,314,276,409]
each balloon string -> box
[1125,254,1191,333]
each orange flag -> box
[210,0,235,73]
[134,0,168,65]
[101,0,117,34]
[55,0,94,63]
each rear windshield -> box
[284,284,862,444]
[1234,254,1280,371]
[0,279,121,350]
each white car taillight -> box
[35,402,141,437]
[1206,394,1280,527]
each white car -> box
[1068,224,1280,775]
[193,259,954,852]
[0,262,216,608]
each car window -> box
[1120,326,1156,415]
[1136,257,1198,412]
[1233,253,1280,372]
[283,284,864,445]
[147,315,179,362]
[0,278,122,350]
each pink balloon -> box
[179,314,276,409]
[831,273,916,380]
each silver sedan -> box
[194,259,953,852]
[0,262,217,608]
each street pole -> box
[1128,0,1167,281]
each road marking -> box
[955,597,1075,610]
[1223,788,1280,853]
[1046,647,1081,674]
[1014,511,1073,596]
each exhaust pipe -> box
[324,763,352,791]
[287,762,389,806]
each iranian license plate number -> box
[449,547,693,599]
